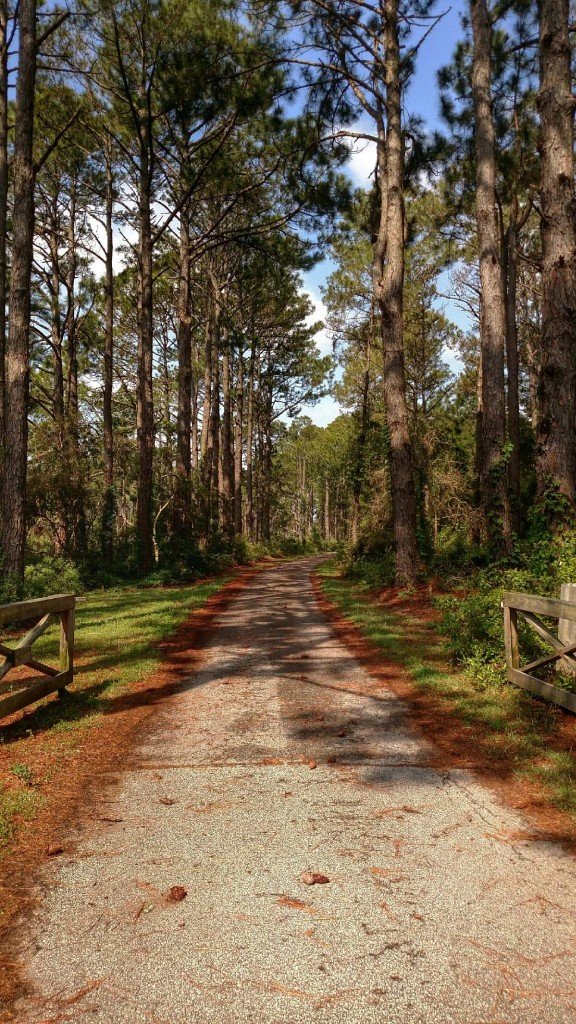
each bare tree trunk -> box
[209,339,220,529]
[470,0,512,553]
[351,331,371,546]
[503,200,521,509]
[136,138,155,574]
[245,337,255,539]
[102,141,115,565]
[191,333,198,472]
[376,0,419,585]
[536,0,576,506]
[173,198,192,541]
[65,181,78,425]
[66,182,87,559]
[49,207,64,430]
[221,339,234,538]
[2,0,36,577]
[0,0,8,494]
[200,313,212,461]
[234,347,243,537]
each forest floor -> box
[2,556,576,1023]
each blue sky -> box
[299,0,469,426]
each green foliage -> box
[0,557,83,604]
[24,557,83,599]
[10,763,33,785]
[435,526,576,692]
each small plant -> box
[11,762,33,785]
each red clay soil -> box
[0,569,256,1010]
[311,572,576,854]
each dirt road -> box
[9,558,576,1023]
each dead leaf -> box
[159,797,175,806]
[308,759,317,770]
[301,871,329,885]
[336,729,347,738]
[46,843,64,857]
[277,895,316,913]
[166,885,187,903]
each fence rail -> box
[503,590,576,713]
[0,594,76,721]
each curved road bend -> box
[11,557,576,1023]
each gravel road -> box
[10,558,576,1023]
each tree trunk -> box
[376,0,419,585]
[49,206,64,431]
[101,142,115,565]
[245,337,255,539]
[136,137,155,574]
[2,0,36,578]
[234,347,243,537]
[470,0,512,553]
[221,339,234,538]
[503,200,521,508]
[173,199,192,541]
[536,0,576,506]
[0,0,8,494]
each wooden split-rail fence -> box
[503,588,576,713]
[0,594,77,721]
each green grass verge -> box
[0,576,231,849]
[318,562,576,818]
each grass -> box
[318,561,576,818]
[0,576,231,850]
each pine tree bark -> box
[102,142,115,565]
[2,0,36,577]
[0,0,8,490]
[234,348,244,538]
[470,0,512,552]
[375,0,419,585]
[221,340,234,538]
[245,336,256,539]
[536,0,576,505]
[173,199,192,541]
[503,200,521,508]
[136,136,155,574]
[49,207,64,431]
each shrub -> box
[24,557,83,599]
[0,556,83,604]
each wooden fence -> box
[503,590,576,713]
[0,594,76,721]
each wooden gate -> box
[0,594,76,721]
[503,590,576,713]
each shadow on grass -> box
[0,579,230,746]
[318,565,576,817]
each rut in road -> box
[9,557,576,1024]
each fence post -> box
[503,604,519,671]
[558,583,576,677]
[59,602,75,694]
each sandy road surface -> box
[9,558,576,1023]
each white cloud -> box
[302,286,332,357]
[347,137,377,188]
